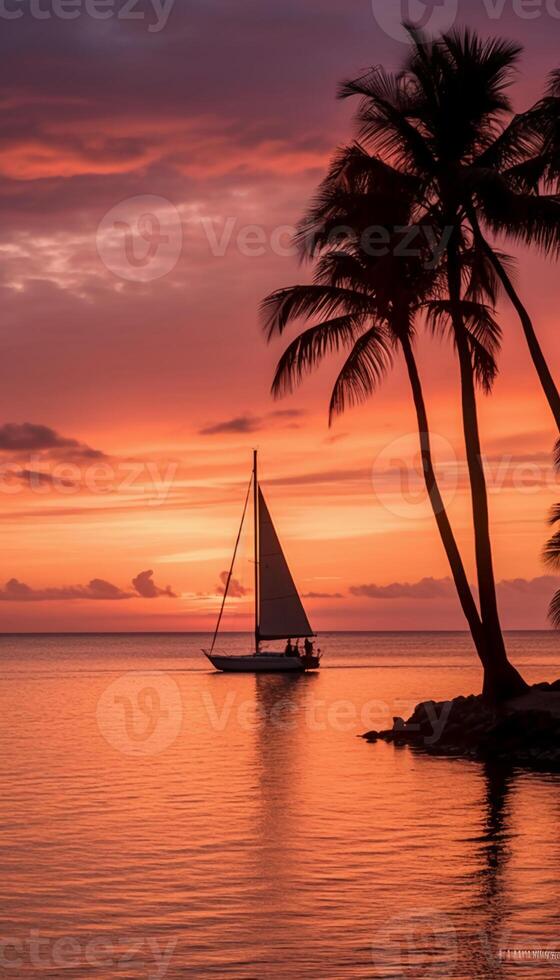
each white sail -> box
[257,488,314,640]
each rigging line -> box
[209,472,253,655]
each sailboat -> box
[203,451,321,672]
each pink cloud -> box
[0,570,177,601]
[350,578,456,600]
[132,569,177,599]
[217,571,249,598]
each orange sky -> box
[1,1,560,631]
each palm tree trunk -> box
[446,241,528,701]
[400,332,486,651]
[469,211,560,432]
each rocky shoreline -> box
[362,681,560,771]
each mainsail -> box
[257,487,314,641]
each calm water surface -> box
[1,632,559,978]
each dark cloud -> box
[0,422,104,459]
[88,578,132,600]
[0,422,77,451]
[350,578,456,600]
[0,570,177,601]
[302,591,343,599]
[132,569,177,598]
[497,575,559,597]
[267,467,369,487]
[0,577,131,601]
[0,0,347,206]
[199,409,306,436]
[200,416,261,435]
[349,576,560,604]
[217,571,249,597]
[8,468,78,489]
[269,409,305,419]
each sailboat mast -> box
[253,449,260,653]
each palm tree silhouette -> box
[512,68,560,429]
[357,28,560,432]
[263,29,533,699]
[262,141,526,698]
[336,27,529,697]
[543,499,560,627]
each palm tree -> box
[336,27,531,697]
[324,33,560,456]
[379,28,560,433]
[262,144,522,699]
[544,503,560,626]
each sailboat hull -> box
[203,652,317,673]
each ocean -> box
[1,631,559,978]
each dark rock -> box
[361,681,560,771]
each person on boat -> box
[304,637,314,656]
[284,639,293,656]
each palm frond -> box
[270,315,368,399]
[260,284,372,340]
[548,589,560,629]
[462,243,502,305]
[548,69,560,98]
[474,109,544,176]
[328,325,393,422]
[295,145,421,259]
[504,154,550,194]
[338,67,435,176]
[424,297,499,392]
[475,175,560,256]
[313,251,367,287]
[442,29,521,115]
[468,333,498,393]
[543,530,560,568]
[424,299,501,355]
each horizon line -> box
[0,629,557,637]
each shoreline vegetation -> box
[362,681,560,770]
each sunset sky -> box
[2,0,560,631]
